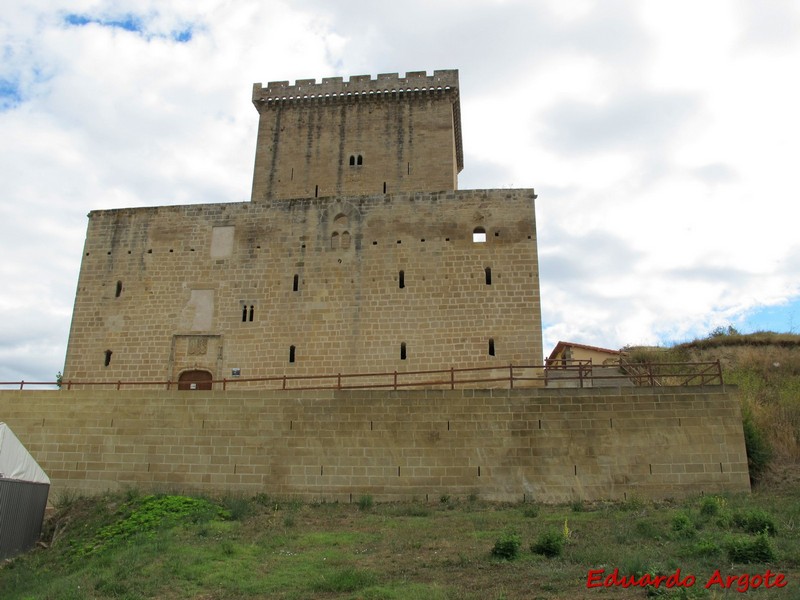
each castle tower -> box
[250,70,463,201]
[63,70,542,388]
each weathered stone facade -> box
[62,70,542,385]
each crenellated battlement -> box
[251,68,464,184]
[252,69,459,105]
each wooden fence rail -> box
[0,360,724,391]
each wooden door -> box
[178,370,213,390]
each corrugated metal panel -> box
[0,478,50,560]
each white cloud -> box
[1,0,799,381]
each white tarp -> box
[0,423,50,484]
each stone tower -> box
[250,70,463,201]
[62,70,542,388]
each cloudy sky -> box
[2,0,799,383]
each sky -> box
[1,0,799,383]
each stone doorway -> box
[178,369,213,390]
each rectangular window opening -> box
[293,274,299,292]
[399,270,405,289]
[400,342,407,360]
[289,345,296,363]
[485,267,492,285]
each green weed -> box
[732,508,778,535]
[521,504,540,519]
[531,529,564,558]
[358,494,374,511]
[725,532,777,563]
[77,494,227,556]
[670,512,695,539]
[491,530,521,560]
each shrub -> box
[726,532,776,563]
[357,495,374,511]
[491,530,521,560]
[221,494,252,520]
[521,504,539,519]
[742,408,773,483]
[634,520,661,540]
[692,539,721,557]
[732,509,778,536]
[619,493,645,512]
[699,495,726,517]
[715,511,733,528]
[531,529,564,558]
[670,512,695,538]
[570,499,584,512]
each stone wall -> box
[63,189,542,386]
[0,386,750,502]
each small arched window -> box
[349,155,355,166]
[331,231,340,249]
[473,227,487,243]
[357,154,363,166]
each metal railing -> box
[1,359,723,391]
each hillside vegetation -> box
[2,487,799,599]
[626,329,800,486]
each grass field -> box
[1,483,798,600]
